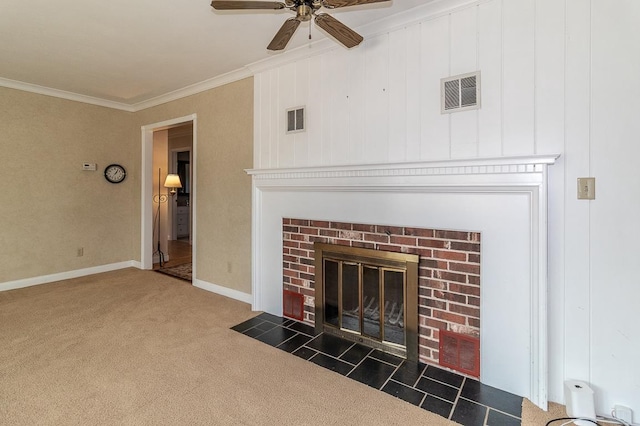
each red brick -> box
[415,248,433,258]
[433,309,467,325]
[419,336,440,350]
[283,269,299,278]
[290,234,307,241]
[449,283,480,297]
[376,244,401,253]
[299,242,315,251]
[425,279,447,290]
[289,249,309,258]
[332,222,353,230]
[310,220,330,228]
[283,240,299,248]
[351,241,376,249]
[319,229,340,238]
[282,218,292,225]
[405,228,435,238]
[425,298,446,310]
[299,227,319,236]
[468,296,480,306]
[418,268,432,278]
[290,219,310,226]
[352,223,376,232]
[364,233,389,243]
[449,303,480,318]
[283,225,299,232]
[449,262,480,275]
[434,270,467,283]
[375,225,403,235]
[435,230,472,241]
[433,250,467,261]
[468,253,480,264]
[468,275,480,285]
[418,287,432,297]
[450,241,480,252]
[425,318,448,329]
[418,239,448,249]
[390,236,417,246]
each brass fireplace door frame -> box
[314,242,419,361]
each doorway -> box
[141,114,197,282]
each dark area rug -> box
[156,263,192,282]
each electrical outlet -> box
[77,247,84,257]
[613,405,633,423]
[577,177,596,200]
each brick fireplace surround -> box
[282,219,481,369]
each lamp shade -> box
[164,174,182,189]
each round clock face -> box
[104,164,126,184]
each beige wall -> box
[0,77,253,295]
[0,87,138,282]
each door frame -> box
[141,114,197,279]
[170,147,192,243]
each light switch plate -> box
[82,163,97,171]
[577,177,595,200]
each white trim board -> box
[0,261,140,292]
[247,154,558,410]
[194,279,252,305]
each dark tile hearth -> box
[232,313,523,426]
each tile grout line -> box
[449,376,466,421]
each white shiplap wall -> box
[254,0,548,169]
[252,0,640,417]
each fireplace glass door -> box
[321,256,410,354]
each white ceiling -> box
[1,0,434,110]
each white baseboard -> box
[0,261,139,292]
[193,279,252,305]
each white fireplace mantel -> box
[246,154,559,410]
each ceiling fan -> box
[210,0,391,51]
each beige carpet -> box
[0,268,566,425]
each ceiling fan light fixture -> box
[297,4,313,21]
[211,0,391,50]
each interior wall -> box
[134,78,253,294]
[252,0,640,417]
[0,87,138,283]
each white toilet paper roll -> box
[564,380,596,425]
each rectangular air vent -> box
[441,71,481,113]
[286,106,305,133]
[283,289,305,321]
[439,329,480,377]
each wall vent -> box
[286,106,305,133]
[441,71,481,113]
[439,329,480,377]
[283,289,305,321]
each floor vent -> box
[283,290,305,321]
[439,329,480,377]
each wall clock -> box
[104,164,126,184]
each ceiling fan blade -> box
[211,1,286,10]
[314,13,363,48]
[267,18,301,51]
[321,0,390,9]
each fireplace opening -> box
[314,243,419,361]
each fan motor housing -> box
[297,4,313,21]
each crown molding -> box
[129,67,253,112]
[0,77,136,112]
